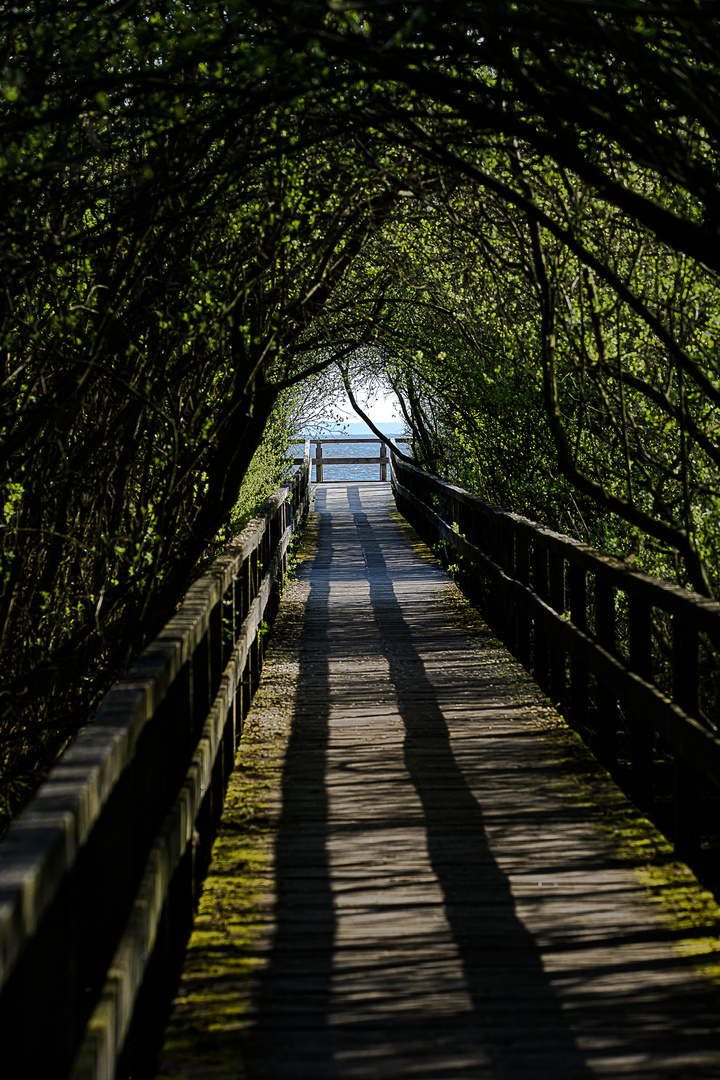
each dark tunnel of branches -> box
[2,0,720,828]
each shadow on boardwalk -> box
[247,487,594,1078]
[157,483,720,1080]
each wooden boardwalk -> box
[156,483,720,1079]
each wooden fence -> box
[306,438,410,482]
[0,461,310,1080]
[392,454,720,890]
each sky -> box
[334,386,400,424]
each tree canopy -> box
[3,0,720,825]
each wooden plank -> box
[311,438,411,444]
[311,456,383,466]
[158,481,720,1080]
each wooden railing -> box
[392,453,720,891]
[305,437,410,482]
[0,462,310,1080]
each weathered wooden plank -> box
[158,482,720,1080]
[310,438,411,445]
[311,456,383,466]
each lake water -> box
[292,424,410,483]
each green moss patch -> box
[155,518,320,1078]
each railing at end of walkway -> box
[296,438,411,483]
[392,453,720,891]
[0,462,310,1080]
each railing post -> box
[192,630,211,740]
[442,491,457,571]
[276,500,286,611]
[209,597,223,701]
[222,574,235,668]
[300,450,310,516]
[259,524,270,666]
[548,548,565,706]
[238,553,252,725]
[568,563,588,734]
[496,515,514,645]
[628,593,654,810]
[532,540,550,696]
[457,498,471,543]
[514,530,531,667]
[594,569,618,773]
[249,544,260,692]
[457,496,475,604]
[673,615,702,862]
[315,440,323,483]
[380,440,388,482]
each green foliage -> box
[224,396,296,541]
[0,2,406,829]
[5,1,720,826]
[338,145,720,590]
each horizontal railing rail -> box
[0,461,310,1080]
[294,437,411,482]
[391,453,720,892]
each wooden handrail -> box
[391,452,720,891]
[0,463,310,1080]
[304,437,410,482]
